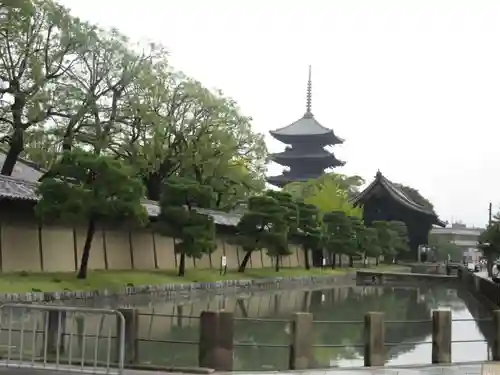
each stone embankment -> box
[0,273,357,303]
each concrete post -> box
[289,312,313,370]
[199,311,234,371]
[432,310,452,363]
[46,310,66,356]
[117,308,138,364]
[364,312,385,366]
[492,310,500,361]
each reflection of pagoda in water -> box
[267,67,344,187]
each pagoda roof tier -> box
[270,113,343,146]
[267,172,324,188]
[351,171,446,227]
[271,148,344,168]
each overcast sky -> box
[58,0,500,228]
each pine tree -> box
[157,177,216,276]
[293,201,322,270]
[323,211,354,268]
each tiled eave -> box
[0,174,242,227]
[351,171,446,227]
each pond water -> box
[0,283,488,371]
[119,284,491,370]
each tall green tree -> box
[236,195,277,273]
[157,177,216,276]
[236,191,294,272]
[323,211,354,268]
[348,216,366,267]
[0,1,268,204]
[265,191,296,271]
[0,0,91,175]
[293,201,322,270]
[373,221,398,264]
[428,234,463,262]
[35,151,147,279]
[110,67,267,206]
[362,227,381,266]
[284,173,365,200]
[286,177,362,218]
[388,221,410,260]
[478,213,500,276]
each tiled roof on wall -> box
[0,150,45,182]
[0,175,242,227]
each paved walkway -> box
[228,363,499,375]
[1,362,499,375]
[0,367,168,374]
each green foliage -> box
[158,177,216,276]
[296,201,322,244]
[0,0,95,174]
[292,201,322,269]
[284,175,362,218]
[428,235,463,262]
[373,221,398,260]
[0,0,267,210]
[388,221,410,256]
[478,213,500,276]
[349,216,367,256]
[364,227,382,259]
[262,191,296,269]
[35,151,147,224]
[35,151,147,279]
[266,191,297,234]
[236,191,295,272]
[236,195,279,252]
[323,211,355,262]
[285,173,365,199]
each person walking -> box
[492,262,500,283]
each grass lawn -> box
[0,264,408,293]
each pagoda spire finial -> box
[305,65,312,117]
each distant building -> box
[430,223,483,249]
[430,223,484,263]
[352,171,445,260]
[267,66,344,187]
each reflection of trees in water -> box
[308,287,434,366]
[143,285,476,370]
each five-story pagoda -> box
[267,66,345,187]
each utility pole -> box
[489,202,493,226]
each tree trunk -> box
[178,253,186,276]
[376,257,380,266]
[275,256,280,272]
[145,172,162,201]
[1,128,24,176]
[331,254,337,269]
[338,254,343,268]
[238,251,252,273]
[349,256,354,268]
[77,219,96,279]
[303,246,310,270]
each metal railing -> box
[3,306,484,371]
[0,304,125,374]
[130,311,493,370]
